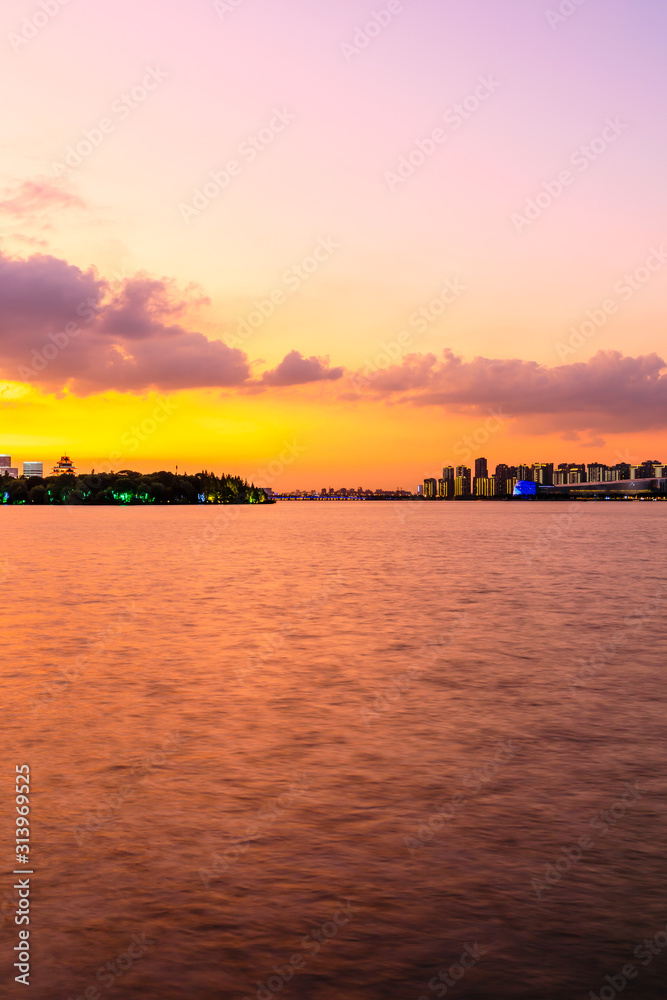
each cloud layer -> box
[350,348,667,432]
[3,250,666,435]
[0,251,340,394]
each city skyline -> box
[1,0,667,487]
[5,450,664,500]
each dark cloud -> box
[350,348,667,432]
[259,349,344,387]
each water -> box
[1,502,666,999]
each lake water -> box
[1,502,666,999]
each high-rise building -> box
[568,465,587,484]
[417,484,424,495]
[473,457,488,497]
[438,478,454,498]
[494,464,514,493]
[0,455,11,468]
[532,463,554,485]
[475,476,495,497]
[23,462,43,478]
[587,463,607,483]
[454,475,471,497]
[637,460,661,478]
[442,466,455,483]
[517,465,533,481]
[423,478,437,498]
[616,465,629,479]
[474,457,488,479]
[455,466,471,494]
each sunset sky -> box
[1,0,666,488]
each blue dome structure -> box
[513,480,537,497]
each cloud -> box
[0,252,341,395]
[0,179,86,225]
[258,349,344,387]
[350,348,667,432]
[0,251,104,338]
[0,251,249,393]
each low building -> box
[0,455,18,477]
[550,477,667,499]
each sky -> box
[1,0,666,489]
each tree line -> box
[0,469,273,506]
